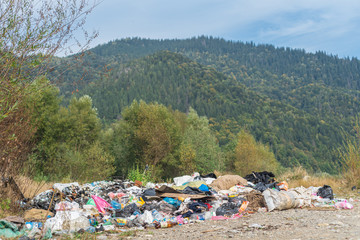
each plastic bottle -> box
[151,209,164,222]
[190,213,205,221]
[115,218,127,226]
[155,221,178,229]
[89,215,98,226]
[239,201,249,212]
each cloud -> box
[76,0,360,58]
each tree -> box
[30,95,102,179]
[231,130,279,176]
[180,107,224,174]
[0,0,98,179]
[108,100,182,180]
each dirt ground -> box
[95,200,360,240]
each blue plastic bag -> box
[111,200,122,210]
[199,184,209,192]
[163,197,181,208]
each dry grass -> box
[14,175,54,199]
[0,176,53,218]
[278,166,348,196]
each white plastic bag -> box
[263,189,300,211]
[173,175,193,186]
[44,210,90,234]
[138,210,154,224]
[53,182,79,192]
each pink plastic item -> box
[117,192,126,198]
[335,201,353,210]
[211,216,228,220]
[108,192,116,199]
[176,215,184,225]
[211,213,242,220]
[91,195,111,213]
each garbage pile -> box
[0,172,355,239]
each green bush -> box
[127,165,154,185]
[0,199,11,218]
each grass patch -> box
[0,198,11,218]
[119,230,138,237]
[278,166,349,196]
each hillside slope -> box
[78,51,342,173]
[48,37,360,173]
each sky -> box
[76,0,360,59]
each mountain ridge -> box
[49,37,360,174]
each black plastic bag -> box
[156,202,176,213]
[141,203,158,212]
[244,171,275,184]
[216,202,239,216]
[142,188,156,201]
[188,202,208,213]
[200,173,217,179]
[115,203,140,218]
[317,185,334,199]
[253,182,280,192]
[181,186,203,195]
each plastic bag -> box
[156,202,176,214]
[335,201,353,209]
[263,188,299,211]
[163,197,181,208]
[82,205,99,217]
[138,210,154,224]
[86,198,96,206]
[55,201,79,211]
[173,175,193,186]
[239,201,249,212]
[277,181,289,191]
[115,203,140,218]
[53,182,79,192]
[198,184,209,192]
[215,202,239,216]
[111,200,123,210]
[91,195,111,213]
[43,210,90,234]
[0,220,25,238]
[317,185,334,199]
[288,186,312,207]
[108,192,126,200]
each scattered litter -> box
[1,171,354,238]
[249,223,263,228]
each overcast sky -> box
[78,0,360,58]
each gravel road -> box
[129,200,360,240]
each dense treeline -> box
[59,36,360,90]
[47,37,360,175]
[72,51,341,173]
[62,37,360,122]
[22,78,277,181]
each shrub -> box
[128,165,154,185]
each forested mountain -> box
[49,36,360,174]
